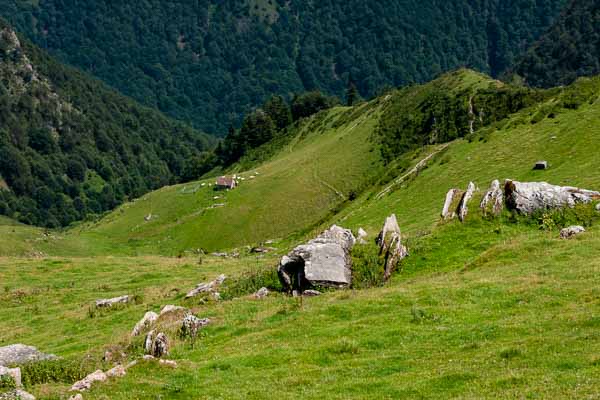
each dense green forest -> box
[511,0,600,88]
[0,21,213,228]
[1,0,565,134]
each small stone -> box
[125,360,138,369]
[68,394,83,400]
[211,292,221,301]
[303,290,321,297]
[142,355,155,361]
[159,359,178,368]
[253,287,269,299]
[105,365,126,378]
[0,366,21,387]
[0,389,36,400]
[596,203,600,212]
[70,370,107,392]
[560,226,586,239]
[95,295,131,308]
[131,311,159,336]
[357,228,368,244]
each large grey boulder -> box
[95,295,131,308]
[376,214,408,281]
[278,225,355,292]
[480,180,504,216]
[131,311,159,337]
[0,344,56,366]
[505,180,600,215]
[0,366,21,387]
[560,226,586,239]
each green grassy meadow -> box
[1,71,600,398]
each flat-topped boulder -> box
[505,180,600,215]
[278,225,355,293]
[0,344,56,366]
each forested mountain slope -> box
[1,0,565,134]
[0,21,213,228]
[511,0,600,88]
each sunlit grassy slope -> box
[1,70,600,399]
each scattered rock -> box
[142,355,155,361]
[102,349,126,363]
[211,252,228,258]
[151,333,169,358]
[0,344,56,366]
[505,180,600,215]
[560,226,586,239]
[253,287,269,299]
[458,182,476,222]
[533,160,548,170]
[376,214,408,280]
[105,365,126,378]
[131,311,159,336]
[303,290,321,297]
[250,246,277,254]
[596,203,600,212]
[0,389,35,400]
[0,366,21,387]
[278,225,355,293]
[211,292,221,301]
[357,228,368,244]
[159,359,178,368]
[125,360,138,369]
[480,179,504,216]
[159,305,187,316]
[70,370,107,392]
[185,275,226,299]
[441,188,464,220]
[95,295,131,308]
[181,314,211,339]
[143,331,155,354]
[68,394,83,400]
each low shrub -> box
[20,359,91,387]
[351,244,385,289]
[219,267,281,300]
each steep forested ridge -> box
[0,20,213,228]
[1,0,565,134]
[511,0,600,88]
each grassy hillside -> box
[1,71,600,399]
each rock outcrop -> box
[505,180,600,214]
[0,344,56,366]
[480,179,504,216]
[560,226,586,239]
[70,370,107,392]
[152,333,169,358]
[278,225,355,293]
[458,182,476,222]
[95,295,131,308]
[159,305,188,316]
[441,189,464,220]
[105,365,126,378]
[376,214,408,280]
[357,228,368,244]
[131,311,159,336]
